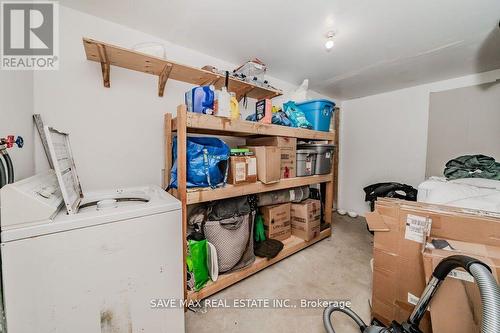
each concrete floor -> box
[186,214,374,333]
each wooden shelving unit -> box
[82,36,340,303]
[83,38,282,100]
[165,105,340,301]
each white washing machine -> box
[0,127,184,333]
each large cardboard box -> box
[246,136,297,179]
[227,155,257,185]
[422,238,500,333]
[242,146,281,184]
[366,198,500,332]
[290,199,321,241]
[261,203,291,241]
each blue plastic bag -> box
[272,111,292,126]
[283,101,312,129]
[170,136,230,189]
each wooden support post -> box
[163,113,173,188]
[176,105,188,303]
[333,108,340,211]
[324,108,338,228]
[97,44,110,88]
[158,63,173,97]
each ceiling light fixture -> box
[325,31,335,51]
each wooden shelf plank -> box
[83,38,282,100]
[186,174,332,204]
[172,112,335,141]
[187,228,331,301]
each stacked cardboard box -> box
[246,136,297,179]
[261,203,291,241]
[366,198,500,332]
[291,199,321,241]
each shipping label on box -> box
[235,162,246,182]
[448,269,474,282]
[228,155,257,185]
[405,214,432,243]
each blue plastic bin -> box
[296,99,335,132]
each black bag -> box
[363,182,417,211]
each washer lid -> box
[44,126,83,215]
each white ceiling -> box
[63,0,500,99]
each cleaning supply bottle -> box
[216,71,231,118]
[229,92,240,120]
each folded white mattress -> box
[417,177,500,213]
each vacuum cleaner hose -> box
[323,304,367,333]
[469,263,500,333]
[0,155,6,188]
[409,255,500,333]
[3,152,14,183]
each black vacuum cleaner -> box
[324,255,500,333]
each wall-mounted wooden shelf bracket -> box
[158,63,173,97]
[83,38,283,99]
[97,43,110,88]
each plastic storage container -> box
[298,143,335,175]
[296,150,317,177]
[296,99,335,132]
[185,86,215,114]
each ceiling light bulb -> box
[325,31,335,50]
[325,39,334,50]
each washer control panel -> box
[1,170,63,228]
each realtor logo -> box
[1,1,59,70]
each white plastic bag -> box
[290,79,309,103]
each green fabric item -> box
[444,155,500,180]
[187,239,209,291]
[254,214,266,243]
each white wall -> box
[0,71,34,180]
[426,83,500,177]
[339,69,500,216]
[34,6,331,191]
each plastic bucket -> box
[296,149,317,177]
[296,99,335,132]
[297,143,335,175]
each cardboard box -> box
[242,146,281,184]
[366,198,500,332]
[290,199,321,241]
[227,155,257,185]
[422,238,500,333]
[246,136,297,179]
[261,203,291,241]
[246,136,296,150]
